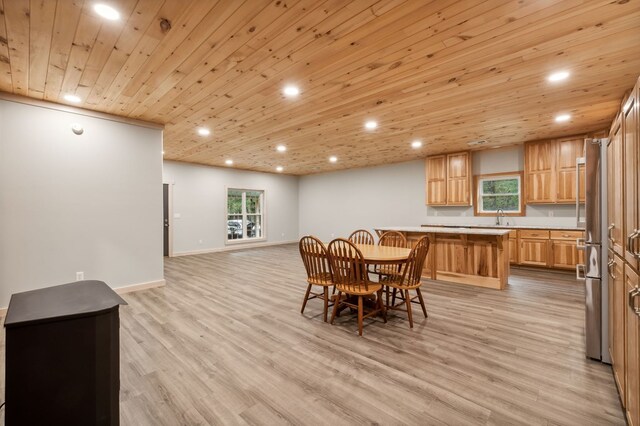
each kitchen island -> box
[375,226,511,290]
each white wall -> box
[163,161,299,254]
[299,160,428,241]
[0,99,164,308]
[298,146,577,240]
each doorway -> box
[163,183,171,257]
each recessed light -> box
[225,159,233,165]
[283,85,300,97]
[548,71,570,82]
[94,4,120,20]
[64,94,81,103]
[411,140,422,149]
[555,114,571,123]
[364,120,378,130]
[197,127,210,136]
[162,151,165,155]
[276,166,283,172]
[276,145,287,152]
[329,156,337,163]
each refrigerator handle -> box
[576,157,586,228]
[576,263,586,281]
[576,237,585,250]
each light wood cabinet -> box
[519,238,549,267]
[508,234,518,264]
[607,75,640,426]
[556,137,586,203]
[609,251,626,404]
[425,155,447,205]
[624,88,639,272]
[425,151,471,206]
[524,136,585,204]
[625,265,640,426]
[608,116,625,256]
[524,140,555,203]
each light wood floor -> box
[0,244,626,425]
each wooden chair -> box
[375,231,408,278]
[382,236,430,328]
[299,236,335,322]
[328,238,386,336]
[348,229,374,245]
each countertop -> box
[421,223,584,231]
[376,226,511,236]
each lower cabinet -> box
[519,238,549,266]
[626,265,640,426]
[609,251,626,403]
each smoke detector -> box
[467,139,488,147]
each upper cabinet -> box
[524,136,585,204]
[425,151,471,206]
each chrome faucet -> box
[495,209,506,226]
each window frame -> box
[225,187,266,244]
[473,171,525,217]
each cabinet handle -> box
[629,287,640,317]
[608,224,614,242]
[631,230,640,259]
[608,259,617,279]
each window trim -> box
[225,187,266,244]
[473,171,526,217]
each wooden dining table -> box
[353,244,412,266]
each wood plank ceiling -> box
[1,0,639,175]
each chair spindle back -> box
[327,238,371,293]
[400,236,431,286]
[378,231,408,248]
[348,229,375,245]
[299,236,332,282]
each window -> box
[475,172,524,216]
[226,189,264,242]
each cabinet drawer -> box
[550,230,583,241]
[519,230,550,240]
[509,230,517,239]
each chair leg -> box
[330,291,342,324]
[357,296,363,336]
[416,288,428,318]
[391,287,397,307]
[323,287,329,322]
[385,286,390,309]
[378,289,387,323]
[405,289,414,328]
[301,283,312,314]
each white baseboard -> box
[172,239,297,257]
[0,279,167,313]
[115,279,166,295]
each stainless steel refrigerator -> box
[576,137,609,361]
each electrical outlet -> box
[330,233,335,238]
[548,210,554,217]
[281,233,285,237]
[198,239,203,244]
[76,272,84,281]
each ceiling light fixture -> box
[64,94,81,103]
[276,166,283,172]
[276,145,287,152]
[162,151,165,155]
[555,114,571,123]
[329,156,337,163]
[225,159,233,165]
[364,120,378,130]
[548,70,570,82]
[283,85,300,97]
[94,4,120,20]
[197,127,211,136]
[411,140,422,149]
